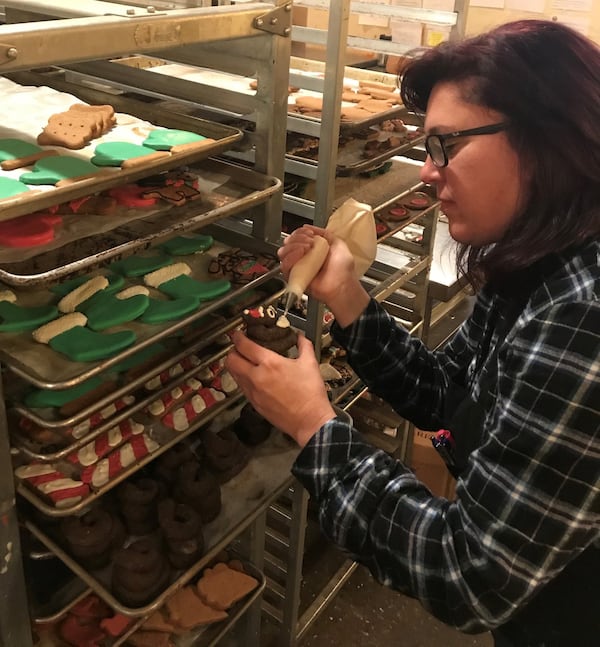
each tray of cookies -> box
[0,157,281,288]
[285,123,424,176]
[0,248,284,389]
[0,72,247,223]
[15,384,246,516]
[22,418,298,617]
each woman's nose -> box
[419,154,441,184]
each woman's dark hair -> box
[400,20,600,289]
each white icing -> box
[117,286,150,299]
[173,408,189,431]
[15,464,55,478]
[39,478,84,494]
[144,262,191,288]
[91,461,109,487]
[148,400,165,416]
[77,443,100,467]
[191,394,207,415]
[276,315,291,328]
[119,444,136,467]
[0,290,16,303]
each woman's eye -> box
[445,142,460,158]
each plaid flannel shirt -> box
[292,240,600,632]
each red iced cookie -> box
[0,212,61,247]
[109,183,159,208]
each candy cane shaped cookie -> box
[70,395,136,439]
[80,434,159,488]
[210,370,238,395]
[67,418,145,466]
[162,387,225,432]
[146,378,203,417]
[143,355,201,391]
[15,463,90,508]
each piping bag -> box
[282,198,377,314]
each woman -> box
[226,20,600,646]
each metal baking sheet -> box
[0,158,281,288]
[17,389,245,517]
[287,131,425,177]
[0,264,285,390]
[24,427,299,616]
[0,71,245,223]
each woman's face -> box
[420,81,527,246]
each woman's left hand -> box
[225,331,336,448]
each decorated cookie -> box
[140,182,201,206]
[207,248,277,285]
[403,191,433,210]
[162,387,226,432]
[160,234,214,256]
[143,128,208,150]
[15,462,90,508]
[138,295,201,325]
[146,377,203,417]
[19,156,100,186]
[109,253,173,278]
[91,142,169,167]
[80,433,159,488]
[24,375,105,409]
[0,212,62,252]
[76,288,150,331]
[196,561,259,611]
[144,262,230,301]
[32,312,136,362]
[0,288,58,332]
[0,138,59,171]
[51,273,125,297]
[0,176,32,200]
[108,183,159,208]
[144,354,201,391]
[67,418,145,467]
[243,305,297,355]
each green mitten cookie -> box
[19,156,99,185]
[138,296,200,325]
[24,376,105,409]
[109,253,173,278]
[0,176,32,199]
[49,327,136,362]
[51,273,125,297]
[143,129,207,151]
[0,301,58,332]
[160,234,214,256]
[77,290,150,331]
[91,142,165,167]
[158,276,231,301]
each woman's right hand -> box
[279,225,370,327]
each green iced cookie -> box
[49,326,136,362]
[0,138,43,162]
[158,276,231,301]
[143,129,207,151]
[24,376,105,409]
[0,301,58,332]
[0,176,32,199]
[109,253,173,278]
[91,142,161,167]
[78,290,150,331]
[160,234,214,256]
[19,156,99,185]
[138,296,200,325]
[50,274,125,297]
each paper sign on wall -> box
[470,0,504,8]
[506,0,544,10]
[551,0,593,11]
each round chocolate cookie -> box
[173,461,222,524]
[158,498,204,570]
[61,508,123,570]
[117,477,160,535]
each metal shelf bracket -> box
[254,2,292,37]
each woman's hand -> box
[279,225,370,328]
[225,331,336,448]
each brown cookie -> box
[294,96,323,112]
[166,586,227,629]
[356,98,394,114]
[196,562,259,611]
[340,106,374,122]
[141,183,201,206]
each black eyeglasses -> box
[425,122,508,168]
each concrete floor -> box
[298,559,493,647]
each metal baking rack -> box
[0,72,245,224]
[10,279,283,434]
[11,343,232,463]
[0,158,282,288]
[17,389,245,517]
[0,267,285,389]
[24,429,299,617]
